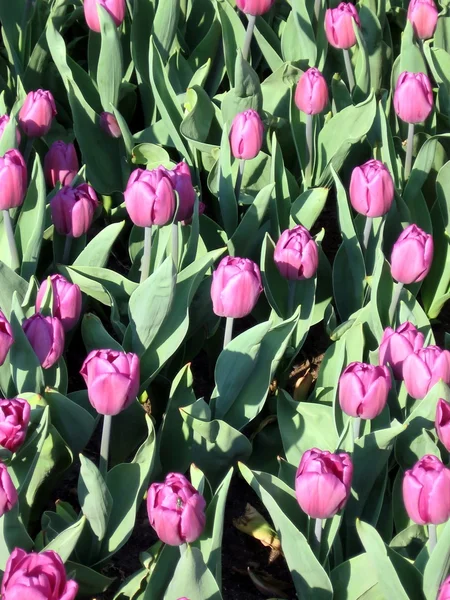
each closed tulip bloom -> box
[408,0,438,40]
[0,463,17,516]
[438,576,450,600]
[147,473,206,546]
[210,256,263,318]
[295,449,353,519]
[229,110,264,160]
[36,274,82,332]
[2,548,78,600]
[0,149,27,211]
[0,115,21,145]
[403,346,450,399]
[51,183,99,238]
[403,455,450,525]
[235,0,275,15]
[274,225,319,280]
[339,362,391,419]
[23,314,65,370]
[295,68,329,115]
[379,321,425,380]
[0,398,31,452]
[394,71,433,124]
[436,399,450,452]
[325,2,360,49]
[125,167,175,228]
[44,141,79,188]
[19,89,57,138]
[80,349,140,415]
[84,0,126,33]
[99,111,122,138]
[391,224,433,284]
[349,160,395,218]
[166,162,197,223]
[0,310,13,367]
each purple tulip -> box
[408,0,438,40]
[325,3,360,49]
[0,115,21,146]
[166,162,197,223]
[403,346,450,399]
[99,111,122,138]
[436,399,450,452]
[378,321,425,380]
[84,0,126,33]
[44,141,79,188]
[0,149,27,211]
[0,311,14,367]
[0,463,17,517]
[391,224,433,284]
[274,225,319,280]
[23,314,65,370]
[124,167,175,228]
[18,89,57,138]
[403,455,450,525]
[51,183,99,238]
[394,72,433,124]
[295,68,329,116]
[235,0,275,15]
[0,398,30,453]
[349,160,395,218]
[36,275,82,332]
[438,576,450,600]
[339,362,391,420]
[229,110,264,160]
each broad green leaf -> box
[163,546,222,600]
[78,455,113,542]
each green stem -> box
[224,317,234,349]
[363,217,373,251]
[405,123,415,180]
[314,0,321,20]
[314,518,323,552]
[305,113,314,186]
[99,414,112,479]
[242,14,256,62]
[171,222,179,271]
[23,137,34,165]
[62,236,72,265]
[388,281,404,325]
[429,524,437,553]
[234,159,245,200]
[343,49,355,93]
[2,210,19,272]
[353,417,361,442]
[288,280,296,317]
[140,226,152,283]
[179,542,187,556]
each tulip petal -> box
[296,473,347,519]
[403,473,427,524]
[403,353,431,399]
[88,373,132,415]
[153,507,184,545]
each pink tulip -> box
[147,473,206,546]
[51,183,99,238]
[349,160,395,217]
[391,224,433,284]
[235,0,275,15]
[295,68,329,115]
[295,449,353,519]
[124,167,175,228]
[438,576,450,600]
[403,346,450,399]
[0,149,27,210]
[0,398,30,452]
[339,362,391,420]
[325,2,360,49]
[84,0,126,33]
[44,141,79,188]
[23,314,65,369]
[229,110,264,160]
[394,71,433,124]
[403,455,450,525]
[436,399,450,452]
[0,463,17,516]
[210,256,263,318]
[0,115,21,145]
[166,162,197,223]
[99,111,122,138]
[274,225,319,280]
[18,89,57,138]
[379,321,425,380]
[2,548,78,600]
[408,0,439,40]
[36,274,82,332]
[0,310,14,366]
[80,349,140,415]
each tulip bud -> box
[18,89,57,138]
[84,0,126,33]
[229,110,264,160]
[0,115,21,146]
[349,160,395,218]
[379,321,425,380]
[0,463,17,516]
[436,399,450,452]
[403,455,450,525]
[80,349,140,415]
[0,398,31,452]
[235,0,275,15]
[100,111,122,138]
[166,162,197,223]
[0,149,27,211]
[325,2,360,49]
[339,362,391,420]
[51,183,99,238]
[295,448,353,519]
[147,472,206,545]
[408,0,438,40]
[274,225,319,280]
[36,274,82,332]
[210,256,263,319]
[390,224,433,284]
[2,548,78,600]
[23,314,65,370]
[124,167,175,228]
[44,141,79,188]
[403,345,450,399]
[0,310,13,367]
[295,68,329,115]
[438,576,450,600]
[394,71,433,124]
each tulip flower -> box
[391,224,433,284]
[166,162,197,224]
[23,314,65,369]
[436,399,450,452]
[0,463,17,516]
[403,455,450,525]
[18,89,57,138]
[147,472,206,546]
[295,448,353,519]
[408,0,438,40]
[295,68,329,116]
[274,225,319,281]
[438,576,450,600]
[339,362,391,420]
[349,160,394,218]
[236,0,275,15]
[0,310,14,367]
[2,548,78,600]
[51,183,99,239]
[0,149,27,211]
[0,398,31,452]
[44,141,79,188]
[0,115,21,146]
[229,110,264,161]
[36,274,82,332]
[403,346,450,399]
[84,0,126,33]
[325,2,360,49]
[379,322,425,380]
[100,111,122,138]
[124,167,175,228]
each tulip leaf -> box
[43,516,87,562]
[151,0,179,64]
[65,561,115,596]
[163,546,222,600]
[423,518,450,599]
[270,132,291,239]
[0,503,34,571]
[291,187,329,231]
[78,455,113,543]
[330,553,383,599]
[0,260,28,317]
[215,0,245,88]
[97,5,123,111]
[217,126,238,237]
[81,313,123,353]
[73,221,125,269]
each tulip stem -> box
[180,542,187,556]
[224,317,234,349]
[314,0,321,21]
[353,417,361,442]
[429,524,437,553]
[388,282,404,324]
[234,159,245,201]
[140,226,152,283]
[363,217,373,251]
[23,137,34,165]
[314,518,323,551]
[62,235,72,265]
[405,123,415,180]
[171,222,179,271]
[305,113,314,187]
[2,210,20,272]
[242,14,256,62]
[343,49,355,93]
[288,280,296,317]
[99,414,112,479]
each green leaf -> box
[423,518,450,599]
[330,553,382,599]
[79,455,113,542]
[0,260,28,317]
[291,188,329,230]
[66,561,115,596]
[152,0,179,63]
[163,546,222,600]
[81,313,123,353]
[43,516,86,562]
[73,222,125,268]
[97,5,123,111]
[217,126,238,236]
[0,503,33,570]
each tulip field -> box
[3,0,450,598]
